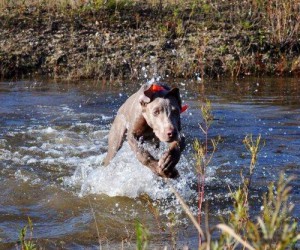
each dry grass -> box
[1,0,300,79]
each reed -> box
[17,217,36,250]
[212,174,299,250]
[14,99,299,249]
[193,99,220,246]
[162,101,299,249]
[135,219,149,250]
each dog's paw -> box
[155,164,179,179]
[158,149,180,178]
[164,168,179,179]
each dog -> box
[103,83,187,178]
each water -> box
[0,78,299,249]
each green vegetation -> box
[193,100,220,245]
[213,174,299,250]
[135,219,149,250]
[159,100,299,249]
[18,217,36,250]
[14,98,299,249]
[1,0,300,79]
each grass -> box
[15,98,299,249]
[1,0,300,79]
[2,0,299,39]
[193,99,220,245]
[175,101,299,249]
[160,100,299,249]
[135,219,149,250]
[212,174,299,250]
[18,174,299,249]
[17,217,36,250]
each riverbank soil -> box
[1,0,300,80]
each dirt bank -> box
[1,2,300,80]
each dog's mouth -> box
[156,133,178,143]
[165,138,176,143]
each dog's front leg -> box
[158,135,186,178]
[127,133,165,176]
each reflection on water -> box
[0,78,299,249]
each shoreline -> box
[1,1,300,81]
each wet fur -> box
[103,83,185,178]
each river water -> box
[0,78,299,249]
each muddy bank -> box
[1,3,300,80]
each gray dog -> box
[103,83,187,178]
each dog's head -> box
[139,83,187,142]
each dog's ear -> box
[139,84,167,106]
[166,87,182,107]
[139,92,151,107]
[166,88,188,113]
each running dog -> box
[103,83,187,178]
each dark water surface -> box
[0,78,299,249]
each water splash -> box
[64,142,197,202]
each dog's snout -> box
[167,130,173,138]
[166,128,177,140]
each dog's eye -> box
[153,110,160,116]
